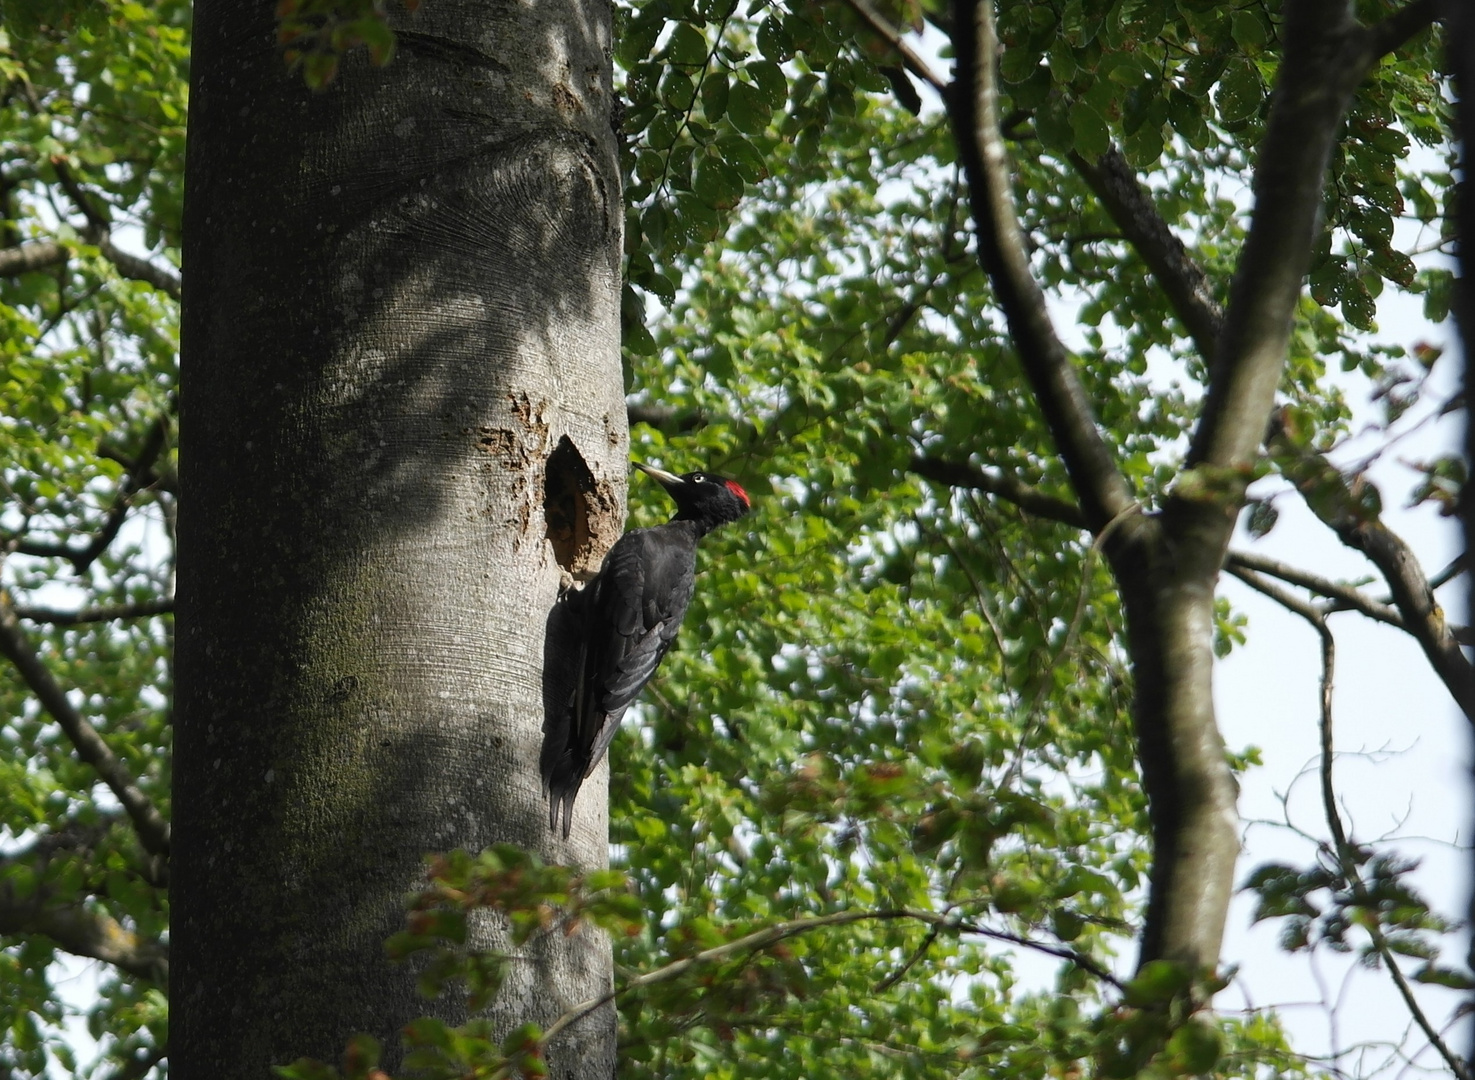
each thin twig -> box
[840,0,948,93]
[910,456,1088,529]
[9,412,170,575]
[874,926,940,993]
[1225,550,1404,628]
[542,907,1120,1046]
[13,598,175,625]
[1230,564,1472,1080]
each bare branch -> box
[1224,550,1405,628]
[0,591,171,859]
[1189,8,1387,473]
[1238,543,1475,1080]
[13,598,174,625]
[948,0,1136,531]
[1224,562,1325,623]
[840,0,948,93]
[1272,425,1475,720]
[1262,566,1475,1080]
[909,455,1088,528]
[1069,147,1223,360]
[1427,551,1468,591]
[0,240,67,277]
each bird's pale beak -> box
[632,461,682,486]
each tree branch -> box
[909,455,1088,529]
[1224,562,1326,623]
[0,591,171,859]
[1224,550,1405,628]
[948,0,1136,531]
[13,597,175,625]
[1188,6,1387,473]
[544,907,1119,1047]
[93,234,182,301]
[48,156,182,299]
[840,0,948,93]
[626,402,705,433]
[1232,556,1473,1080]
[1367,0,1435,59]
[0,819,168,981]
[0,894,168,982]
[0,240,68,277]
[873,926,939,993]
[1271,426,1475,720]
[1069,148,1224,360]
[8,412,170,575]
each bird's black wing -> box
[545,524,698,836]
[581,525,696,767]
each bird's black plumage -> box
[543,462,750,837]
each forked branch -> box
[0,592,171,859]
[9,412,170,575]
[0,819,168,980]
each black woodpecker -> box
[543,462,751,837]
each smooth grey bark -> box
[174,0,625,1076]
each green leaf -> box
[1068,100,1109,158]
[1124,960,1195,1006]
[757,17,793,61]
[748,60,787,109]
[660,70,696,112]
[1246,499,1278,538]
[1036,98,1075,152]
[700,72,729,121]
[728,80,771,134]
[1229,10,1267,51]
[715,134,767,182]
[1166,1018,1222,1074]
[1215,59,1262,123]
[665,22,709,68]
[1413,964,1475,990]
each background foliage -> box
[0,0,1467,1077]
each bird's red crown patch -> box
[725,479,750,507]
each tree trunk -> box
[1108,519,1240,973]
[174,1,625,1076]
